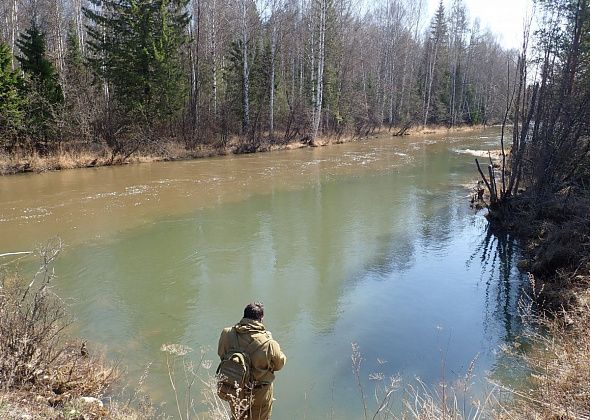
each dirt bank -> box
[0,124,489,176]
[0,244,154,419]
[488,189,590,418]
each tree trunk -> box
[311,0,326,143]
[423,41,438,127]
[208,0,218,116]
[10,0,18,69]
[270,24,277,139]
[241,0,250,133]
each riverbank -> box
[0,124,488,176]
[0,245,155,419]
[1,127,527,419]
[488,188,590,418]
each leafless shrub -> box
[0,237,69,389]
[160,343,243,420]
[494,274,590,420]
[0,238,119,414]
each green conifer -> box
[16,22,64,144]
[0,42,26,149]
[85,0,190,126]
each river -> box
[0,129,525,418]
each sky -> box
[426,0,534,50]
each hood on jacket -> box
[235,317,266,335]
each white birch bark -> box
[54,0,65,75]
[10,0,18,69]
[311,0,326,142]
[270,23,277,137]
[240,0,250,132]
[75,0,85,53]
[207,0,218,116]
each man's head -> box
[244,302,264,321]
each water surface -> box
[0,130,525,418]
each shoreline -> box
[0,124,490,176]
[488,192,590,418]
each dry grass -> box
[0,147,111,175]
[159,343,248,420]
[350,343,503,420]
[494,276,590,420]
[406,124,488,136]
[351,305,589,420]
[0,124,489,176]
[494,275,590,420]
[485,173,590,419]
[0,238,155,419]
[155,340,503,420]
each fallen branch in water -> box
[0,251,32,258]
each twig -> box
[352,343,369,420]
[0,251,33,258]
[165,354,184,420]
[476,158,494,203]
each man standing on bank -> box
[218,302,287,419]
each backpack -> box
[216,328,270,402]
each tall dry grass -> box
[0,238,151,419]
[495,274,590,420]
[350,342,503,420]
[159,343,256,420]
[156,341,501,420]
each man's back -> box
[217,303,286,420]
[218,318,286,384]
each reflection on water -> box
[0,129,529,418]
[470,223,525,343]
[472,224,531,393]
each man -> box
[218,302,287,420]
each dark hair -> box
[244,302,264,321]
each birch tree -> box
[0,0,520,153]
[311,0,327,143]
[240,0,251,133]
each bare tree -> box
[240,0,251,133]
[310,0,326,143]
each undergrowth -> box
[0,238,155,419]
[485,169,590,418]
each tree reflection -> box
[469,221,526,343]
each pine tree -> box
[16,22,64,145]
[0,42,26,149]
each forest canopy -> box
[0,0,516,157]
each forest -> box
[0,0,515,164]
[1,0,590,418]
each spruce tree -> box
[421,1,449,125]
[64,25,85,83]
[16,22,64,144]
[85,0,190,128]
[0,42,26,149]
